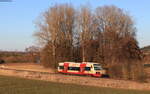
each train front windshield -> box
[93,64,103,70]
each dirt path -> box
[0,63,150,90]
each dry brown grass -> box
[1,63,54,73]
[0,63,150,90]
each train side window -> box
[68,67,80,71]
[59,66,64,69]
[84,67,91,71]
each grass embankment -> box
[0,75,150,94]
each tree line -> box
[35,4,145,81]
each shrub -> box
[108,61,146,82]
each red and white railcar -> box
[58,62,106,77]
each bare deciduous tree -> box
[94,6,144,80]
[35,4,145,81]
[35,4,75,68]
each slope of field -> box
[0,63,150,90]
[0,75,150,94]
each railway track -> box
[0,66,94,78]
[0,66,107,79]
[0,66,60,76]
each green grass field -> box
[0,75,150,94]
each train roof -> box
[59,62,100,64]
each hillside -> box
[141,45,150,51]
[141,45,150,64]
[141,45,150,56]
[0,51,39,63]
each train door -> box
[90,64,94,74]
[64,63,69,73]
[80,63,86,74]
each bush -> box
[108,61,146,82]
[0,59,5,64]
[108,63,123,79]
[41,45,56,68]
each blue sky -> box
[0,0,150,51]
